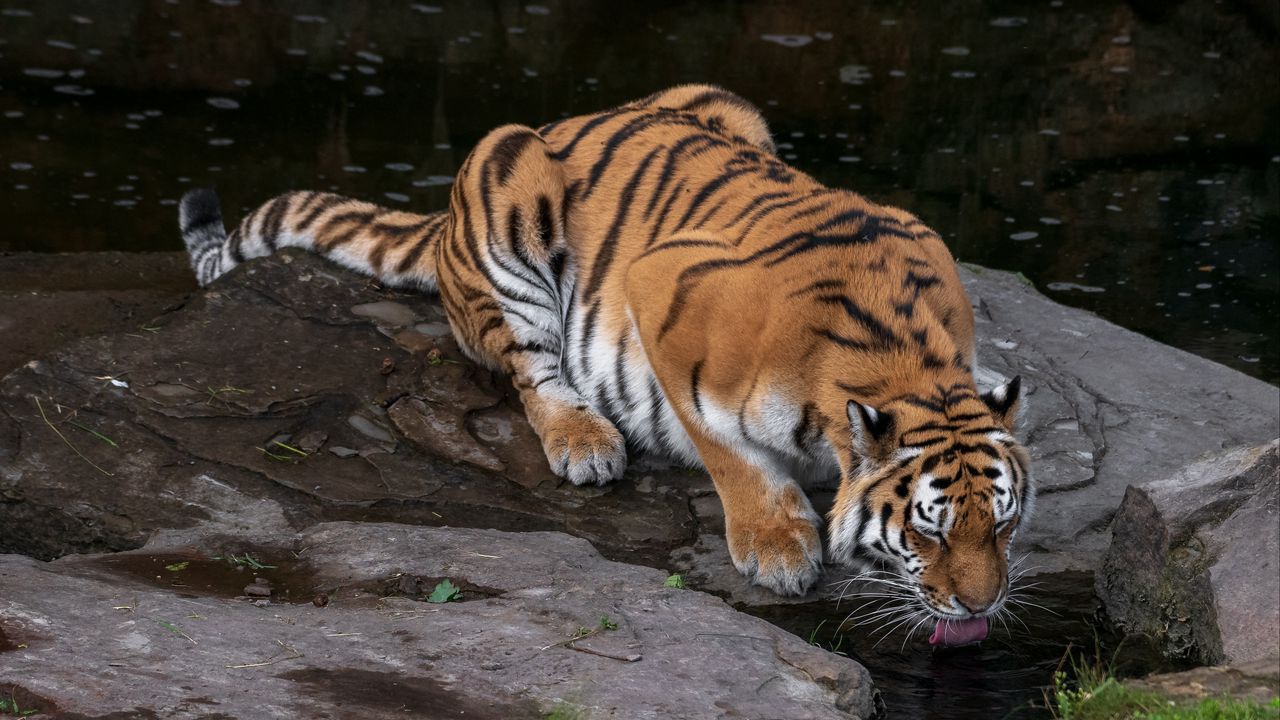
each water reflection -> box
[753,572,1168,719]
[0,0,1275,385]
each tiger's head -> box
[827,376,1032,637]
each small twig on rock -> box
[225,640,303,669]
[567,645,642,663]
[34,397,113,476]
[541,627,600,651]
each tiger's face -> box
[827,377,1032,624]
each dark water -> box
[1,1,1277,383]
[754,571,1166,720]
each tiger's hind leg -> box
[437,124,626,486]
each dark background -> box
[1,0,1277,382]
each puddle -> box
[93,552,321,604]
[747,571,1174,719]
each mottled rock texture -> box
[1097,440,1279,665]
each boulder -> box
[0,516,878,719]
[1096,440,1280,665]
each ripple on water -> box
[989,16,1028,27]
[839,65,872,84]
[53,84,94,96]
[761,34,813,48]
[1047,282,1105,293]
[412,176,454,187]
[524,5,550,15]
[206,97,239,110]
[23,68,65,78]
[411,4,443,12]
[941,46,970,56]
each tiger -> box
[179,84,1032,642]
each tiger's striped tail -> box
[178,188,449,290]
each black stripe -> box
[296,194,347,232]
[690,360,705,415]
[536,195,555,250]
[582,112,695,201]
[816,294,903,350]
[643,134,727,220]
[671,162,755,232]
[489,129,540,186]
[611,333,632,422]
[679,88,761,117]
[647,375,665,440]
[582,146,662,298]
[394,213,447,276]
[835,380,886,397]
[550,111,618,161]
[258,195,291,250]
[226,228,245,263]
[645,178,687,248]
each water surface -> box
[1,1,1276,381]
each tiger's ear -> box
[847,401,895,461]
[981,375,1022,433]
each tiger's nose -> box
[953,588,1003,615]
[955,596,991,615]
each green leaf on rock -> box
[428,579,461,604]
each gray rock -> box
[0,520,878,719]
[1096,440,1279,665]
[1124,657,1279,707]
[957,265,1279,579]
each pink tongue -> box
[928,617,989,647]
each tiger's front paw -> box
[539,408,627,486]
[726,514,823,596]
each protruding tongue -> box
[928,617,989,647]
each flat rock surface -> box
[0,250,1276,607]
[0,518,877,719]
[0,252,195,378]
[1125,657,1280,706]
[1097,440,1280,665]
